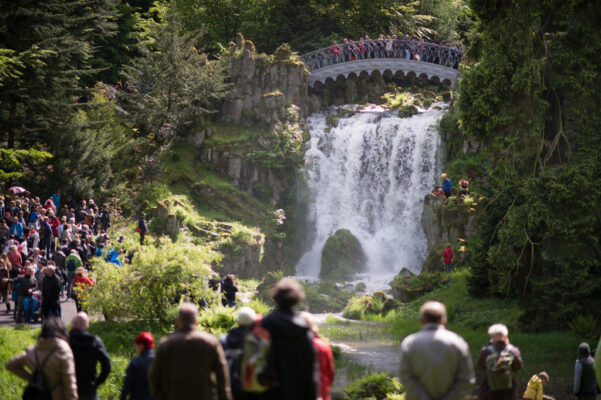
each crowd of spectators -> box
[0,191,124,324]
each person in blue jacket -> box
[9,217,23,240]
[121,332,155,400]
[441,173,453,197]
[22,289,38,325]
[51,191,61,208]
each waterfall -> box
[296,106,444,286]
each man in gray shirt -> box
[400,301,475,400]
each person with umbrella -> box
[7,186,27,196]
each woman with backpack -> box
[5,317,78,400]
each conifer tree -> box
[122,13,229,143]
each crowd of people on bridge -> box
[319,34,462,70]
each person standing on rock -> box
[400,301,475,400]
[443,245,453,273]
[441,173,453,197]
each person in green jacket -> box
[65,250,82,299]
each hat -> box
[440,173,447,179]
[236,307,257,327]
[134,331,155,349]
[141,212,147,217]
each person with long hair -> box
[5,317,78,399]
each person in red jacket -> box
[442,245,453,273]
[71,267,94,312]
[301,311,334,400]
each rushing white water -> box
[296,106,444,288]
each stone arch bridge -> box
[300,39,462,87]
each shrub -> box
[198,305,237,336]
[342,296,365,320]
[568,315,598,340]
[301,281,354,313]
[86,237,220,323]
[343,372,403,400]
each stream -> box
[315,314,400,389]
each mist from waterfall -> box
[295,106,444,288]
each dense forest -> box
[0,0,599,333]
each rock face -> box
[222,34,309,125]
[420,193,480,272]
[154,200,182,238]
[218,232,265,279]
[320,229,367,281]
[200,147,286,204]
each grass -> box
[0,321,171,400]
[0,297,273,399]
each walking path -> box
[0,297,78,328]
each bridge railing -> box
[300,39,463,73]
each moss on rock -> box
[320,229,366,281]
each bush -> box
[568,315,598,340]
[343,372,403,400]
[342,296,365,320]
[301,281,354,313]
[86,237,220,323]
[198,305,237,336]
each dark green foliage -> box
[300,281,353,313]
[320,229,366,281]
[42,93,133,199]
[391,272,450,302]
[87,1,146,85]
[0,0,102,148]
[122,11,229,143]
[455,0,601,329]
[173,0,465,54]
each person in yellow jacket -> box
[523,372,549,400]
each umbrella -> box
[7,186,27,195]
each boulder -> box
[320,229,367,281]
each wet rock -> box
[320,229,367,281]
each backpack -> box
[485,344,515,391]
[22,348,56,400]
[241,319,271,393]
[66,257,77,273]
